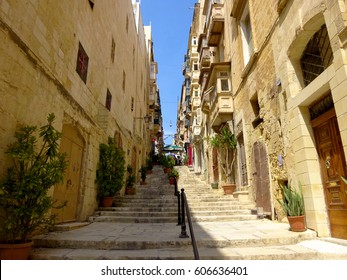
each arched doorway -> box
[52,124,84,223]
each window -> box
[131,97,134,112]
[111,38,115,63]
[220,79,229,91]
[240,4,254,66]
[88,0,94,9]
[105,89,112,111]
[250,92,263,128]
[76,42,89,83]
[300,24,333,86]
[192,36,197,46]
[193,61,198,71]
[122,71,126,91]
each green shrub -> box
[278,183,305,217]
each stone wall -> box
[0,0,151,221]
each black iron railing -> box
[174,178,200,260]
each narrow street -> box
[31,165,347,260]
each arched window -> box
[300,24,333,86]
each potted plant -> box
[95,137,125,207]
[168,168,179,185]
[146,157,154,174]
[160,155,170,173]
[0,113,68,259]
[183,154,189,166]
[167,156,175,170]
[209,127,237,195]
[125,165,136,195]
[277,182,306,232]
[139,166,147,185]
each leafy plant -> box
[146,157,154,171]
[126,165,136,188]
[168,168,179,179]
[183,154,189,165]
[95,137,125,199]
[209,127,237,183]
[0,114,68,243]
[159,154,168,167]
[139,166,147,182]
[277,183,305,216]
[167,156,176,170]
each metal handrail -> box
[174,178,200,260]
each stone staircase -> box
[88,165,256,224]
[176,166,256,222]
[30,165,347,260]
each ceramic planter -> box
[0,241,34,260]
[287,215,306,232]
[222,184,236,195]
[101,197,113,207]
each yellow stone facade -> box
[0,0,161,222]
[178,0,347,238]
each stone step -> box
[94,211,178,217]
[32,243,345,260]
[90,216,178,223]
[31,222,317,252]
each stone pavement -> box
[30,165,347,260]
[31,220,347,260]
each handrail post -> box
[179,188,189,238]
[174,178,182,225]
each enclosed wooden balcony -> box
[206,1,224,46]
[204,62,233,130]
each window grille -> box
[300,24,333,86]
[76,42,89,83]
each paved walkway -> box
[32,219,347,259]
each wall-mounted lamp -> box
[134,115,152,123]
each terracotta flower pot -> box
[287,215,306,232]
[222,184,236,195]
[0,241,34,260]
[101,197,113,207]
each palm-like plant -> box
[278,183,305,217]
[209,127,237,183]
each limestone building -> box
[0,0,162,223]
[178,0,347,239]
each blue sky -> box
[140,0,197,145]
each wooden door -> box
[312,109,347,239]
[253,141,272,215]
[52,125,84,223]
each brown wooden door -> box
[253,141,272,215]
[52,125,84,223]
[312,109,347,239]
